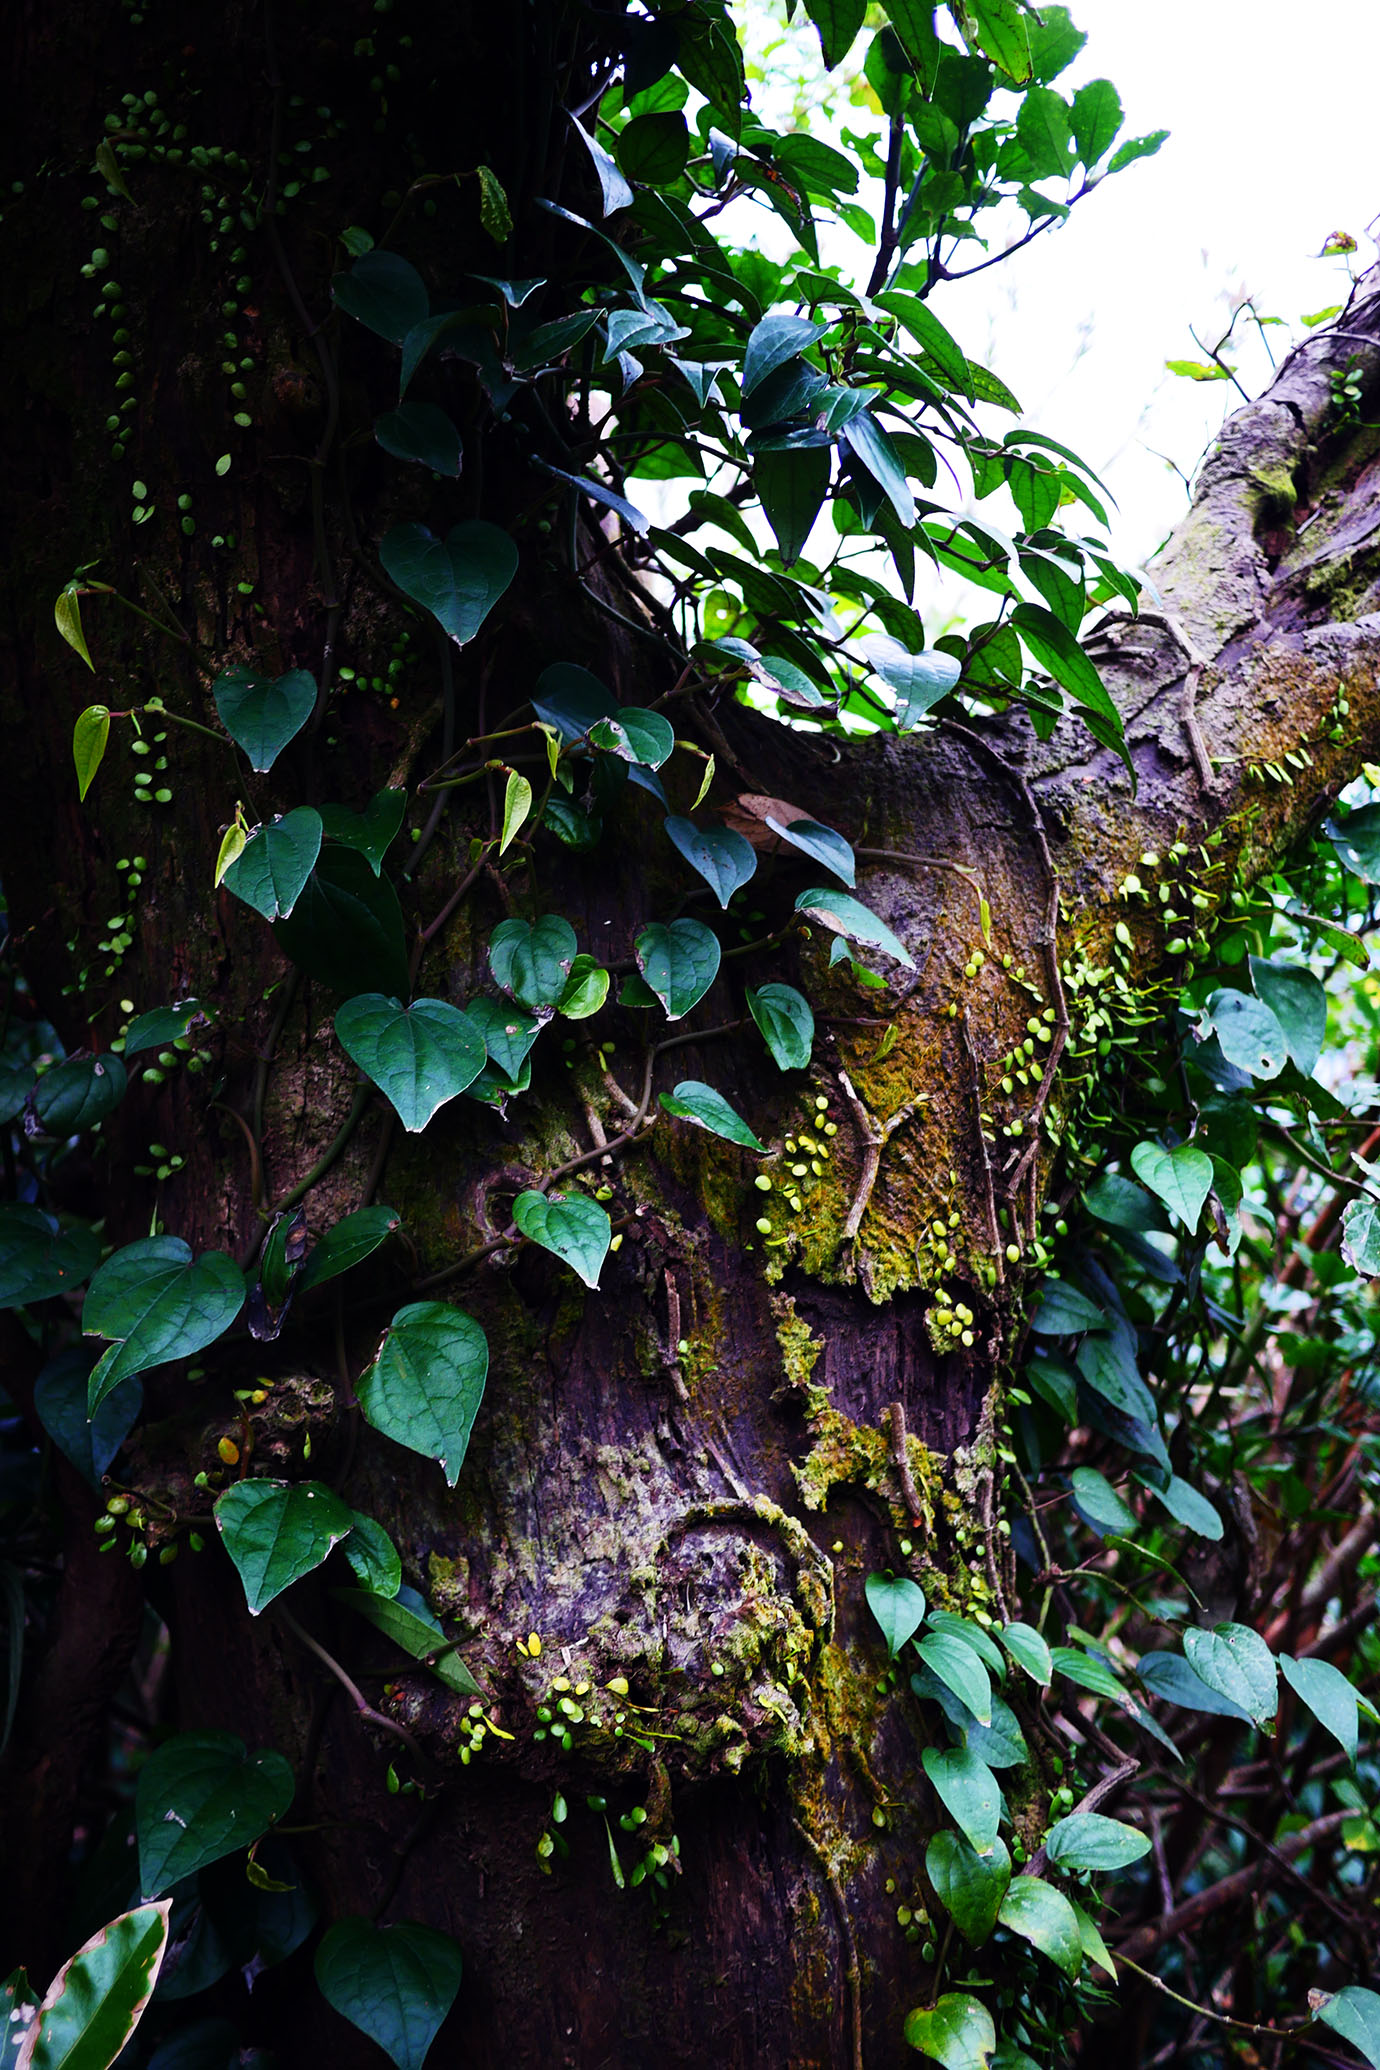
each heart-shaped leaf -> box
[997,1878,1083,1977]
[212,667,316,772]
[922,1745,1001,1855]
[766,815,855,886]
[319,789,408,875]
[357,1301,489,1487]
[530,663,618,743]
[663,818,757,907]
[746,983,814,1070]
[1249,956,1327,1075]
[335,995,487,1132]
[17,1903,172,2070]
[1279,1652,1359,1762]
[635,919,721,1019]
[1182,1621,1277,1729]
[1203,988,1288,1079]
[214,1478,354,1614]
[512,1189,611,1288]
[1129,1140,1213,1233]
[755,445,830,565]
[298,1207,402,1294]
[902,1992,996,2069]
[343,1514,402,1599]
[587,707,675,769]
[861,634,962,727]
[465,997,541,1082]
[374,402,461,476]
[335,1583,482,1698]
[1137,1650,1251,1720]
[0,1205,100,1308]
[73,704,110,800]
[32,1053,128,1135]
[794,887,916,968]
[489,915,578,1014]
[999,1621,1052,1687]
[136,1731,295,1896]
[275,845,410,997]
[865,1572,926,1658]
[556,955,609,1021]
[314,1918,463,2070]
[84,1238,246,1410]
[222,808,323,922]
[379,521,517,647]
[926,1831,1010,1945]
[917,1632,992,1725]
[33,1347,140,1489]
[332,250,429,343]
[659,1080,765,1151]
[1045,1812,1150,1872]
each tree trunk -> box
[3,3,1380,2062]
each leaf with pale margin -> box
[917,1633,992,1725]
[902,1993,996,2070]
[343,1514,402,1599]
[513,1190,610,1289]
[861,635,962,728]
[663,818,756,907]
[298,1207,402,1294]
[1248,956,1327,1075]
[1318,1985,1380,2068]
[999,1622,1052,1686]
[998,1879,1082,1977]
[335,1584,483,1698]
[379,521,517,647]
[213,1479,354,1615]
[794,887,916,968]
[864,1573,926,1658]
[221,809,322,922]
[16,1902,171,2070]
[357,1301,489,1487]
[136,1731,295,1897]
[1045,1812,1150,1872]
[1183,1622,1277,1729]
[1129,1140,1213,1233]
[1279,1653,1359,1763]
[746,984,814,1070]
[213,668,316,773]
[659,1081,765,1152]
[335,996,486,1132]
[314,1918,463,2070]
[84,1238,245,1410]
[635,919,721,1019]
[766,815,855,886]
[922,1745,1000,1855]
[926,1832,1010,1946]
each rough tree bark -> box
[2,3,1379,2063]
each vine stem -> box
[276,1605,431,1770]
[1114,1951,1316,2042]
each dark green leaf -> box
[922,1745,1001,1855]
[1248,957,1327,1075]
[332,251,429,344]
[659,1080,765,1152]
[864,1572,926,1658]
[841,411,914,528]
[663,818,756,908]
[1182,1622,1277,1729]
[512,1190,611,1289]
[136,1732,294,1897]
[619,111,690,185]
[1076,1325,1157,1428]
[860,634,961,726]
[379,521,518,646]
[794,887,916,967]
[22,1903,171,2070]
[1279,1654,1358,1762]
[917,1632,992,1724]
[32,1053,127,1135]
[1010,604,1129,771]
[34,1347,140,1489]
[756,447,831,565]
[742,312,827,396]
[1045,1811,1150,1872]
[343,1514,403,1599]
[999,1621,1052,1686]
[489,915,578,1014]
[358,1301,489,1486]
[1083,1173,1166,1233]
[875,290,975,400]
[335,1582,483,1698]
[275,845,410,997]
[335,995,487,1132]
[0,1206,100,1308]
[375,403,462,477]
[222,809,322,922]
[314,1918,463,2070]
[530,663,618,743]
[122,999,209,1057]
[319,789,407,875]
[587,707,674,767]
[767,816,855,886]
[1030,1280,1105,1333]
[212,668,316,772]
[926,1832,1010,1945]
[568,110,634,214]
[213,1479,355,1614]
[298,1207,403,1294]
[902,1993,996,2070]
[1129,1140,1213,1232]
[997,1878,1082,1977]
[464,997,541,1082]
[85,1239,245,1409]
[746,983,814,1070]
[1070,1466,1137,1537]
[539,463,650,537]
[635,918,721,1019]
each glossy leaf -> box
[864,1572,926,1658]
[766,815,855,887]
[335,995,487,1132]
[663,818,757,907]
[1248,956,1327,1075]
[122,998,208,1056]
[499,771,532,855]
[659,1080,765,1152]
[136,1732,295,1897]
[0,1206,100,1308]
[32,1052,125,1136]
[1129,1139,1213,1232]
[861,635,961,727]
[1279,1652,1358,1762]
[996,1878,1082,1977]
[56,585,96,671]
[343,1514,403,1599]
[1030,1280,1104,1334]
[73,705,110,800]
[375,402,461,476]
[926,1613,1006,1679]
[917,1633,992,1725]
[512,1189,610,1288]
[841,411,914,528]
[746,983,814,1070]
[755,446,830,565]
[568,109,634,213]
[587,707,675,768]
[213,1479,355,1614]
[742,312,827,396]
[489,915,578,1015]
[539,463,650,536]
[902,1993,996,2070]
[298,1207,402,1294]
[332,250,429,343]
[379,521,518,647]
[212,667,316,772]
[1318,1985,1380,2067]
[794,887,916,968]
[1182,1622,1277,1729]
[319,789,408,875]
[465,996,541,1081]
[33,1347,140,1489]
[1045,1812,1150,1872]
[221,808,322,922]
[635,918,721,1019]
[557,955,609,1020]
[314,1918,463,2070]
[16,1903,171,2070]
[335,1584,482,1698]
[357,1301,489,1486]
[926,1832,1010,1946]
[275,845,410,997]
[85,1239,246,1410]
[999,1621,1053,1686]
[922,1745,1000,1855]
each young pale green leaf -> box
[1182,1622,1278,1729]
[17,1902,171,2070]
[556,955,609,1020]
[917,1633,992,1726]
[31,1054,127,1136]
[221,808,322,922]
[1070,1466,1138,1537]
[970,0,1032,78]
[1129,1139,1214,1232]
[298,1206,402,1294]
[379,521,518,647]
[1248,956,1327,1075]
[314,1918,464,2070]
[357,1301,489,1486]
[84,1238,245,1410]
[489,915,578,1014]
[136,1731,295,1897]
[861,634,963,727]
[465,997,541,1081]
[922,1745,1001,1856]
[375,402,461,477]
[214,1479,355,1615]
[1045,1812,1150,1872]
[1203,988,1288,1079]
[587,707,675,769]
[635,918,721,1019]
[746,983,814,1071]
[1279,1653,1359,1763]
[73,706,110,800]
[0,1206,100,1309]
[1341,1196,1380,1276]
[864,1572,926,1659]
[999,1621,1053,1687]
[343,1513,403,1599]
[766,816,855,887]
[1317,1985,1380,2068]
[755,447,831,566]
[1071,77,1123,162]
[742,312,828,396]
[212,667,316,773]
[513,1190,611,1289]
[319,788,408,875]
[335,996,487,1132]
[1029,1280,1105,1334]
[925,1832,1010,1946]
[841,411,914,528]
[1143,1473,1223,1540]
[794,887,916,969]
[997,1878,1083,1978]
[332,250,429,342]
[1069,1898,1117,1981]
[902,1992,996,2070]
[499,770,532,855]
[663,818,757,908]
[335,1584,483,1698]
[214,820,246,888]
[55,585,96,672]
[659,1081,765,1152]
